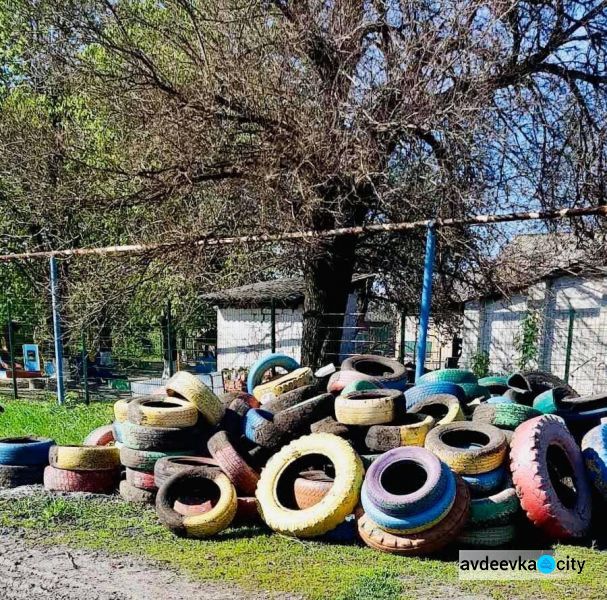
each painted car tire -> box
[510,414,591,539]
[255,433,363,538]
[425,422,507,475]
[408,394,464,426]
[340,355,408,391]
[166,371,224,425]
[246,353,300,394]
[0,437,54,466]
[357,476,470,555]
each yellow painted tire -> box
[255,433,363,537]
[400,414,436,446]
[166,371,224,425]
[127,396,198,428]
[424,422,507,475]
[409,394,464,426]
[253,367,313,402]
[113,400,130,423]
[334,390,399,425]
[49,445,121,471]
[156,468,237,538]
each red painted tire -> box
[510,415,591,539]
[174,498,214,516]
[207,431,260,495]
[125,467,157,491]
[293,470,333,509]
[44,465,119,494]
[83,425,115,447]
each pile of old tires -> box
[9,354,605,558]
[0,437,54,488]
[117,371,220,504]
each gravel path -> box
[0,533,300,600]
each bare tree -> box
[2,0,606,368]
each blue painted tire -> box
[322,514,357,543]
[487,395,515,405]
[404,382,466,410]
[112,421,125,444]
[0,437,54,466]
[243,409,285,449]
[246,354,300,394]
[462,464,505,495]
[360,466,456,533]
[581,424,607,500]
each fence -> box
[1,294,455,402]
[460,274,607,395]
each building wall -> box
[461,275,607,395]
[216,306,303,372]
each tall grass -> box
[0,397,113,445]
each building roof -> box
[202,274,375,307]
[469,232,607,302]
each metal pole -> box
[398,310,406,363]
[564,308,575,383]
[270,299,276,353]
[49,256,65,404]
[416,225,437,381]
[81,329,89,405]
[166,300,174,377]
[6,300,18,399]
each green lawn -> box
[1,397,606,600]
[0,397,113,444]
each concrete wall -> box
[461,275,607,395]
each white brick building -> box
[460,235,607,395]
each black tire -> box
[508,370,579,405]
[310,417,350,438]
[0,464,45,488]
[154,455,220,488]
[273,393,334,435]
[365,426,401,453]
[120,421,199,452]
[341,354,407,390]
[119,479,156,504]
[263,384,319,414]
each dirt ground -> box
[0,532,301,600]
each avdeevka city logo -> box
[536,554,556,574]
[458,550,585,580]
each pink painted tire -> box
[44,465,119,494]
[207,431,260,495]
[327,371,381,395]
[83,425,115,447]
[125,467,157,491]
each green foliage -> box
[514,310,541,371]
[470,351,490,378]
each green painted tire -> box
[478,375,509,394]
[472,403,540,430]
[458,383,491,402]
[341,380,381,396]
[458,524,516,547]
[417,369,477,385]
[468,482,519,527]
[533,389,558,414]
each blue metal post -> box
[50,256,65,404]
[416,224,437,381]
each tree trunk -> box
[300,234,359,370]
